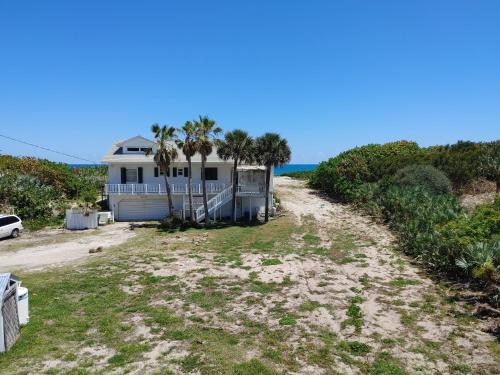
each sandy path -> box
[273,177,496,373]
[0,222,135,272]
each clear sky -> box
[0,1,499,163]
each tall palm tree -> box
[176,121,197,222]
[216,130,254,223]
[255,133,291,222]
[146,124,178,217]
[193,116,222,223]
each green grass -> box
[338,340,371,356]
[232,359,277,375]
[388,278,421,288]
[342,295,364,333]
[298,300,321,312]
[302,233,321,245]
[278,315,297,326]
[450,363,472,374]
[261,258,282,266]
[369,352,407,375]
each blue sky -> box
[0,1,499,163]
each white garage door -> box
[118,199,169,221]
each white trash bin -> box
[17,286,29,326]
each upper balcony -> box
[104,183,269,196]
[105,183,226,195]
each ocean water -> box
[274,164,317,176]
[69,163,318,175]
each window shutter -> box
[138,167,143,183]
[173,168,177,177]
[154,167,158,177]
[121,167,126,184]
[184,167,189,177]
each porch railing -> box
[105,183,226,195]
[236,184,266,196]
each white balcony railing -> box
[236,184,266,196]
[105,183,226,195]
[104,183,268,196]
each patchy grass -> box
[233,359,277,375]
[261,258,282,266]
[302,233,321,245]
[342,294,364,333]
[338,340,371,356]
[278,315,297,326]
[388,278,421,288]
[298,300,321,312]
[0,206,497,374]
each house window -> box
[184,167,189,177]
[203,167,218,180]
[126,168,138,183]
[127,147,140,152]
[140,147,151,152]
[178,168,183,176]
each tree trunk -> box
[187,157,194,222]
[232,159,238,223]
[163,166,174,217]
[264,165,271,223]
[201,155,209,223]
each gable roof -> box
[102,136,231,164]
[116,135,154,147]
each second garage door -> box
[118,199,169,221]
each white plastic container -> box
[17,286,29,326]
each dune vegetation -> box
[307,140,499,306]
[0,155,106,229]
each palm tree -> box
[255,133,291,222]
[216,130,254,223]
[176,121,197,222]
[193,116,222,223]
[146,124,178,217]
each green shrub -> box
[394,165,452,195]
[310,141,422,202]
[437,199,500,256]
[456,242,499,283]
[0,156,107,229]
[425,140,500,189]
[379,186,461,270]
[0,174,61,220]
[310,140,499,200]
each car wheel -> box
[11,229,20,238]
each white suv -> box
[0,215,23,239]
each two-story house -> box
[102,136,274,222]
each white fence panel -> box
[65,209,98,230]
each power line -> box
[0,133,98,164]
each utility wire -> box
[0,133,98,164]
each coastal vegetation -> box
[0,155,105,229]
[308,140,500,304]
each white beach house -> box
[102,136,273,222]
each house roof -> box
[102,135,230,164]
[116,135,154,147]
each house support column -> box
[182,194,185,220]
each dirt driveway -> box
[0,222,135,272]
